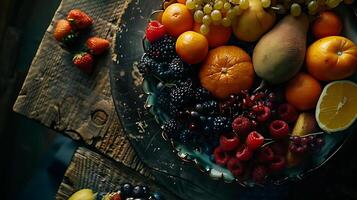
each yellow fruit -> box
[68,189,95,200]
[316,81,357,133]
[286,112,317,168]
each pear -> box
[253,14,309,84]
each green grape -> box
[222,17,232,27]
[226,9,235,19]
[186,0,196,9]
[232,5,243,15]
[223,2,232,11]
[239,0,250,9]
[194,10,205,22]
[202,15,212,25]
[200,24,210,35]
[307,1,318,12]
[326,0,342,8]
[211,10,222,21]
[204,4,213,14]
[214,1,224,9]
[194,0,203,4]
[261,0,271,8]
[232,0,240,4]
[290,3,302,16]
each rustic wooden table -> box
[12,0,357,199]
[13,0,180,199]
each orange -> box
[176,31,209,64]
[162,3,193,37]
[316,81,357,133]
[312,11,342,39]
[177,0,186,3]
[306,36,357,81]
[199,46,255,99]
[285,73,322,111]
[193,23,232,48]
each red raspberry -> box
[219,133,240,152]
[252,105,271,122]
[227,157,245,177]
[278,103,299,123]
[213,146,230,166]
[236,145,253,161]
[269,120,290,139]
[251,165,267,183]
[145,21,166,43]
[232,116,252,137]
[257,146,274,163]
[269,155,286,172]
[246,131,265,150]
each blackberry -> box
[194,87,211,102]
[201,100,219,115]
[138,54,162,75]
[212,116,231,133]
[162,119,181,138]
[146,35,176,62]
[156,87,171,112]
[179,129,192,144]
[170,81,194,108]
[165,57,186,80]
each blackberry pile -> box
[138,36,187,81]
[96,183,165,200]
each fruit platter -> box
[111,0,357,191]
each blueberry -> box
[96,192,107,200]
[121,183,133,197]
[126,198,134,200]
[134,198,145,200]
[132,185,144,198]
[141,186,149,197]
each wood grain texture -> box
[56,147,180,200]
[12,0,150,173]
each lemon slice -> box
[316,81,357,133]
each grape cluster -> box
[289,135,325,154]
[272,0,353,16]
[185,0,249,34]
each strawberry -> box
[53,19,77,43]
[145,20,166,43]
[67,9,93,29]
[86,37,110,55]
[73,52,94,73]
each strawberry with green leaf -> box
[73,52,94,73]
[53,19,77,43]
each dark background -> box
[0,1,357,200]
[0,0,77,199]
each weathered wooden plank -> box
[56,147,180,200]
[12,0,150,174]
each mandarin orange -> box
[199,46,255,99]
[285,73,322,111]
[306,36,357,81]
[162,3,193,37]
[176,31,209,64]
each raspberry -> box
[227,157,245,177]
[251,165,267,183]
[246,131,265,150]
[257,146,274,163]
[232,116,252,137]
[219,133,240,152]
[252,105,271,122]
[236,145,253,161]
[213,146,230,166]
[269,155,286,172]
[145,20,166,43]
[269,120,290,139]
[278,103,299,123]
